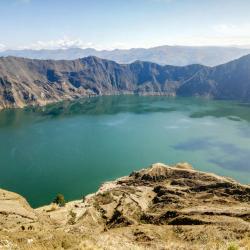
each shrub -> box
[53,193,66,207]
[82,195,85,203]
[227,243,239,250]
[68,210,77,225]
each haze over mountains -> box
[0,54,250,109]
[1,45,250,66]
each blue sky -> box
[0,0,250,50]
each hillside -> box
[0,56,205,109]
[177,54,250,100]
[0,55,250,110]
[0,163,249,249]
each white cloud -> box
[26,38,90,50]
[166,36,250,47]
[0,44,6,51]
[213,23,250,36]
[191,23,250,47]
[16,37,133,51]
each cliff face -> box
[0,56,206,109]
[0,163,249,249]
[0,54,250,110]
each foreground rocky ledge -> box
[0,163,249,249]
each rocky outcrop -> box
[0,189,38,229]
[0,163,249,249]
[0,54,250,110]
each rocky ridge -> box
[1,54,250,110]
[0,163,249,249]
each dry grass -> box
[1,163,250,250]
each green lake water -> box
[0,96,250,207]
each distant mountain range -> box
[0,54,250,109]
[1,45,250,66]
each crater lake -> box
[0,95,250,207]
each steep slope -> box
[178,54,250,100]
[0,56,205,109]
[1,54,250,110]
[0,163,249,249]
[1,45,250,66]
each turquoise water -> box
[0,96,250,207]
